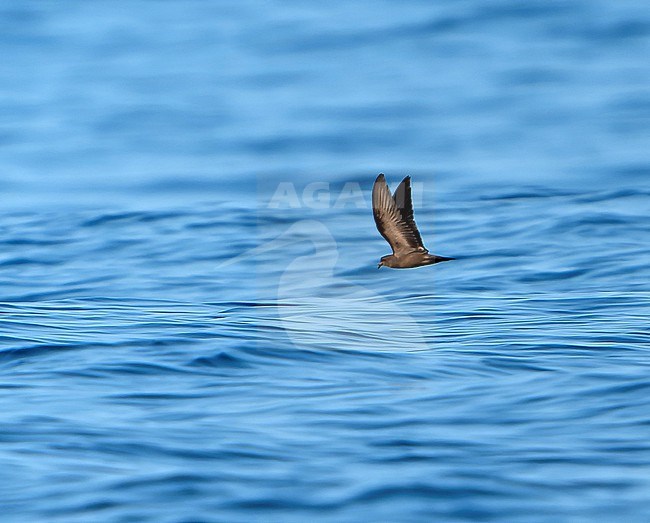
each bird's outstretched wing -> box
[372,174,427,255]
[392,175,425,249]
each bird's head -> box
[378,255,391,269]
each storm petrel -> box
[372,173,454,269]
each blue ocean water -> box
[2,1,650,521]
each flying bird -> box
[373,173,454,269]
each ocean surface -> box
[2,1,650,522]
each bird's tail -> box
[428,254,455,264]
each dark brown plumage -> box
[372,173,454,269]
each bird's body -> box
[372,173,453,269]
[379,251,453,269]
